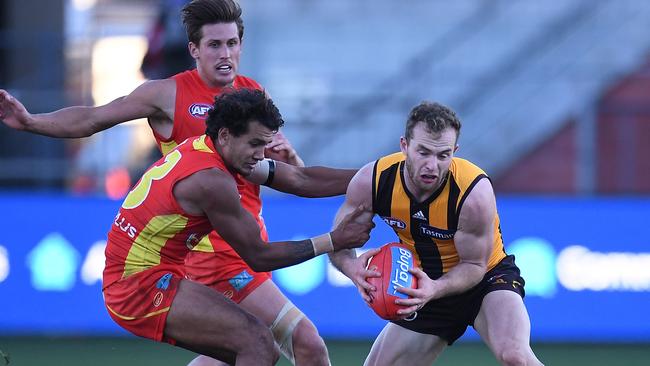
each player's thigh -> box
[364,323,446,366]
[237,279,289,326]
[473,290,531,351]
[165,279,272,356]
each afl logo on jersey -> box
[381,216,406,230]
[189,103,213,119]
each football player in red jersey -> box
[0,1,348,365]
[103,88,374,365]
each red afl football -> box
[366,242,418,320]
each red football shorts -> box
[103,264,183,345]
[185,250,271,303]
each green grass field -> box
[0,337,648,365]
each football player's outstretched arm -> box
[174,167,374,272]
[328,162,381,302]
[247,158,357,198]
[0,79,171,138]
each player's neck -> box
[213,140,239,176]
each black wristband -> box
[262,159,276,186]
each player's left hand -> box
[342,247,382,303]
[264,132,304,167]
[0,89,31,131]
[394,267,436,316]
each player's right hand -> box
[338,247,382,303]
[0,89,31,131]
[264,131,304,167]
[330,204,375,250]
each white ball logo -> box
[0,245,9,283]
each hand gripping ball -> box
[366,242,418,320]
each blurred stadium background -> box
[1,0,649,365]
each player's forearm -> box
[291,166,357,197]
[245,227,364,272]
[328,249,357,275]
[30,106,106,137]
[430,261,486,300]
[244,239,319,272]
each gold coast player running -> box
[103,89,374,365]
[0,1,342,365]
[330,102,544,366]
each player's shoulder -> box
[450,157,488,186]
[451,157,484,171]
[453,158,495,219]
[126,79,176,116]
[132,78,176,98]
[346,161,375,203]
[373,152,404,174]
[235,75,263,90]
[357,161,376,179]
[174,166,240,212]
[183,166,237,197]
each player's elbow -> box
[238,250,276,272]
[468,261,488,285]
[82,120,109,137]
[244,256,275,272]
[250,262,273,272]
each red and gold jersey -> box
[153,69,262,155]
[372,153,506,280]
[103,135,233,288]
[149,68,267,254]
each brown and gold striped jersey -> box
[372,152,506,280]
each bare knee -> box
[496,348,529,366]
[291,320,328,365]
[186,355,225,366]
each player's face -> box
[401,124,458,196]
[222,121,275,176]
[190,22,241,88]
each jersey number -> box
[122,150,182,209]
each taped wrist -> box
[310,233,333,256]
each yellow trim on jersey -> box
[123,214,189,278]
[375,151,404,187]
[192,135,214,153]
[192,235,215,252]
[160,141,179,156]
[106,304,171,320]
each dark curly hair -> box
[181,0,244,45]
[206,88,284,139]
[405,102,461,141]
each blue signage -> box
[0,193,648,342]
